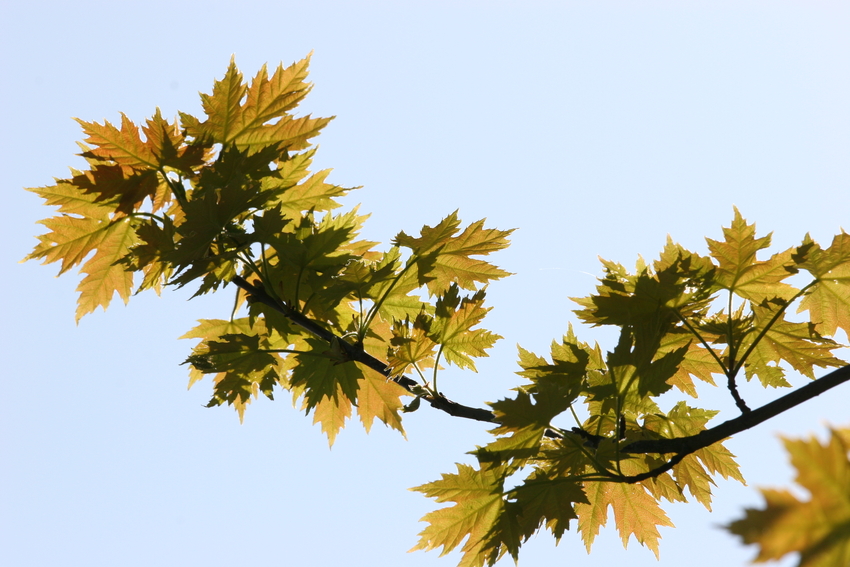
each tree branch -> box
[231,275,497,424]
[232,275,850,473]
[622,364,850,456]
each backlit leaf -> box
[726,427,850,567]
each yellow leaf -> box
[357,367,407,435]
[74,218,139,320]
[575,480,674,557]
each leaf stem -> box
[568,404,583,429]
[674,308,727,373]
[159,168,188,208]
[432,344,445,394]
[360,255,416,340]
[128,211,167,224]
[731,281,817,377]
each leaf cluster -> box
[25,56,850,566]
[25,55,512,447]
[412,211,850,565]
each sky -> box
[1,1,848,566]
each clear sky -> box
[1,1,848,566]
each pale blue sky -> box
[1,2,848,566]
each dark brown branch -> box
[621,363,850,459]
[231,275,497,424]
[727,372,751,413]
[232,276,850,476]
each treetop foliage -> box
[25,54,850,566]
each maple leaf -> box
[25,213,140,321]
[656,331,719,396]
[575,478,674,557]
[572,251,707,329]
[796,232,850,338]
[76,113,159,170]
[185,55,331,152]
[288,338,394,445]
[356,366,408,435]
[411,463,510,567]
[706,208,798,302]
[120,216,176,294]
[641,402,743,509]
[510,473,587,542]
[28,56,850,567]
[27,175,120,217]
[387,313,438,377]
[740,301,845,387]
[430,285,502,371]
[725,427,850,567]
[515,326,603,403]
[394,212,513,295]
[474,422,548,467]
[73,218,140,320]
[269,167,351,215]
[181,318,282,420]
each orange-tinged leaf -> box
[26,178,118,217]
[357,367,407,435]
[575,480,674,557]
[74,218,139,320]
[76,113,158,170]
[310,383,353,447]
[694,443,745,485]
[70,165,160,216]
[26,215,112,274]
[672,453,715,510]
[141,108,207,174]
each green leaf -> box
[511,474,587,542]
[430,285,502,372]
[411,463,510,567]
[387,313,437,377]
[706,208,798,302]
[188,55,331,151]
[394,212,513,295]
[180,318,281,421]
[797,232,850,338]
[741,301,845,387]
